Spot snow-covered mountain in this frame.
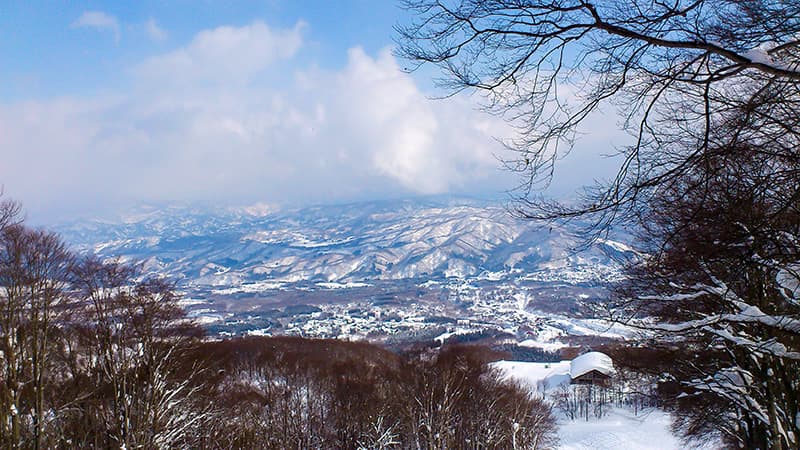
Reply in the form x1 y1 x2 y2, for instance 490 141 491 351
57 198 632 289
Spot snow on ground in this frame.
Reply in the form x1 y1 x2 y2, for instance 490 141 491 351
559 407 684 450
518 338 568 352
178 298 208 307
212 281 285 294
598 238 641 255
186 308 226 324
492 360 721 449
434 327 476 344
548 317 633 338
491 360 571 394
316 281 372 289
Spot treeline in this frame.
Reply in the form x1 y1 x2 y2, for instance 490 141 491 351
0 201 557 449
191 338 557 449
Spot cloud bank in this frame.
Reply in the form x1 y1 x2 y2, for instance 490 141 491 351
1 21 514 220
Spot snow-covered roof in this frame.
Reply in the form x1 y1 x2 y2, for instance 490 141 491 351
570 351 614 379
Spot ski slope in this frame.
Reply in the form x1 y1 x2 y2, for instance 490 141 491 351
558 407 683 450
493 360 722 449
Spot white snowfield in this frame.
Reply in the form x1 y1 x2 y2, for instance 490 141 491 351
491 360 572 395
558 408 686 450
492 351 616 396
492 359 721 450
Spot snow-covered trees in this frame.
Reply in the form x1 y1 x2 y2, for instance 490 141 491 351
68 260 207 448
408 345 557 449
612 135 800 448
398 2 800 447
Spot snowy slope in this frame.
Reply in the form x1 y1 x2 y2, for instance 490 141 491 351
493 360 721 450
56 198 633 289
492 360 572 394
558 408 685 450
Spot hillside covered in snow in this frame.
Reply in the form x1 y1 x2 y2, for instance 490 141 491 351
55 198 637 341
58 197 634 287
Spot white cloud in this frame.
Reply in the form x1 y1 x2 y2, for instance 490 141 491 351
144 18 168 42
71 11 120 43
134 21 305 87
326 47 502 193
3 21 622 220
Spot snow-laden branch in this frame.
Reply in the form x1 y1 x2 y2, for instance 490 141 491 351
686 367 771 426
703 326 800 360
638 272 800 336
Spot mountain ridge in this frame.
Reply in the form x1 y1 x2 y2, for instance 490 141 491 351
56 197 632 289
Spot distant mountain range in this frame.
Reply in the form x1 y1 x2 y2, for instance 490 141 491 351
56 198 635 289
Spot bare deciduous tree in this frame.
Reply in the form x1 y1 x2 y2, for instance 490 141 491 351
0 199 20 233
0 225 71 449
396 0 800 234
611 135 800 448
68 258 207 448
399 3 800 447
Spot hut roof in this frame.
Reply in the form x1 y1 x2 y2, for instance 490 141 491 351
570 351 614 379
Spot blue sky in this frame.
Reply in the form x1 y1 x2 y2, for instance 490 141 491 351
0 1 623 223
0 1 404 100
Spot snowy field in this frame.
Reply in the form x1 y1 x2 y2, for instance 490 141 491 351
492 360 721 450
558 407 684 450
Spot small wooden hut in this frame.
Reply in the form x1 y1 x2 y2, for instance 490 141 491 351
569 351 614 388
